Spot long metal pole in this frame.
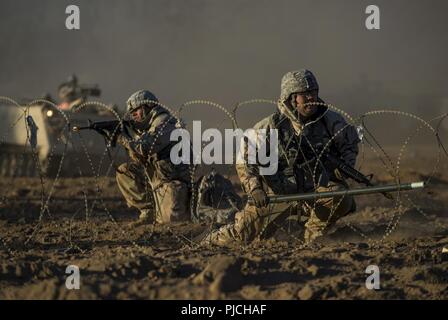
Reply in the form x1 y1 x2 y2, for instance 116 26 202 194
252 181 425 204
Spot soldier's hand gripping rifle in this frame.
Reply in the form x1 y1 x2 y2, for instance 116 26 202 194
305 151 394 200
325 153 395 200
72 119 133 147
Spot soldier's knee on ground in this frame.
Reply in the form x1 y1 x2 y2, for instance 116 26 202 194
303 185 356 243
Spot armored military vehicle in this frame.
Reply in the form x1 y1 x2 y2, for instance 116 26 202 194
0 76 126 177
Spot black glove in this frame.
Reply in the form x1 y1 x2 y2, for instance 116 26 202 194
250 188 269 208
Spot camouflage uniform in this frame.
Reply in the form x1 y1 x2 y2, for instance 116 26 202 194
204 70 360 245
116 90 191 224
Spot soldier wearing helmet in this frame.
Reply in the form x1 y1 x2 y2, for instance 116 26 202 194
116 90 191 226
201 69 360 245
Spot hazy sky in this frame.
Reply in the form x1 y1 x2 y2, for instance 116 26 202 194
0 0 447 130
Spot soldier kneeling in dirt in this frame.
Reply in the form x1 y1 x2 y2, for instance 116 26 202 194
115 90 191 226
115 90 241 227
200 69 361 245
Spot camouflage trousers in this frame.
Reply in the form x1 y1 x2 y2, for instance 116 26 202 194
116 162 190 224
205 183 355 246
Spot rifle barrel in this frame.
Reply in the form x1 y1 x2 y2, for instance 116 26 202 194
260 181 425 204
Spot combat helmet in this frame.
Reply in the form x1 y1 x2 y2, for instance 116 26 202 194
280 69 319 104
126 90 159 114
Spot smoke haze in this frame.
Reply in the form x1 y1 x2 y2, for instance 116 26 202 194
1 0 447 132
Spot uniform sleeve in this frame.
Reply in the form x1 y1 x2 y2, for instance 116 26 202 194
330 114 360 167
236 117 273 193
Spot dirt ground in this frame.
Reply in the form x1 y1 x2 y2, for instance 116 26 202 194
0 150 447 300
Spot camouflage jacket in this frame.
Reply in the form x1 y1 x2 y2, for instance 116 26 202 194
120 106 190 184
237 100 360 195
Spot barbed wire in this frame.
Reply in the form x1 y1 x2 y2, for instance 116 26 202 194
0 96 446 257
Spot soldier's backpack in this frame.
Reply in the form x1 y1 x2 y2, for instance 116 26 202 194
192 169 242 225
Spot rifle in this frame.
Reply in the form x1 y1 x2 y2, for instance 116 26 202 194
248 181 425 205
297 151 393 200
72 119 133 147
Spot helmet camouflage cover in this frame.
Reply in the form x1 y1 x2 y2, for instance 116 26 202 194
280 69 319 103
126 90 159 113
